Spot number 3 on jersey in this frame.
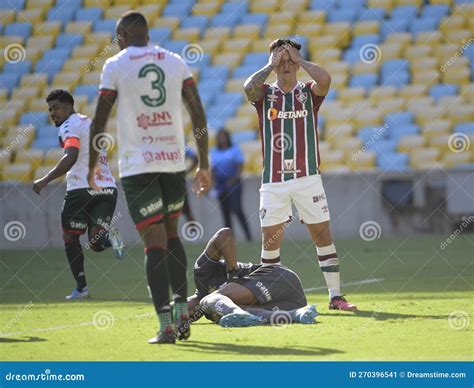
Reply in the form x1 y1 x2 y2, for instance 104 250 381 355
138 64 166 107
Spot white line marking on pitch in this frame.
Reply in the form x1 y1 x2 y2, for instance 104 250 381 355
304 278 385 292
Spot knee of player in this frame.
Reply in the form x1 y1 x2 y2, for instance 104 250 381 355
63 233 80 244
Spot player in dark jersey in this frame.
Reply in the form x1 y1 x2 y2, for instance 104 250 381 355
186 228 318 327
244 38 356 311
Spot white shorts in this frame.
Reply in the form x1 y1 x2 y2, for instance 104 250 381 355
259 174 330 227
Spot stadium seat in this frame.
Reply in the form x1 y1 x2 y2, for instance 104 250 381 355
378 152 409 171
75 8 103 22
4 22 31 40
0 74 21 94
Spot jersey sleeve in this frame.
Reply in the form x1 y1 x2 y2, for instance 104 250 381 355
60 120 81 149
99 58 118 93
235 262 260 277
181 57 194 87
306 80 325 111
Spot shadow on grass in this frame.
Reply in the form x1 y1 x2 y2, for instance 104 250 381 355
0 336 46 343
322 310 449 320
179 341 344 357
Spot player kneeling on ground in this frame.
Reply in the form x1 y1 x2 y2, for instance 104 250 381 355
185 228 318 328
33 89 124 301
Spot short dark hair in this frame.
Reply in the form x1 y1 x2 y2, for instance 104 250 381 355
118 10 148 32
269 39 302 53
45 89 74 106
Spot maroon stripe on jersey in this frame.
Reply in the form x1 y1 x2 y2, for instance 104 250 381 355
309 86 325 169
293 91 307 178
271 93 284 183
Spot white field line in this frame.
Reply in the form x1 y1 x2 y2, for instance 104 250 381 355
304 278 385 292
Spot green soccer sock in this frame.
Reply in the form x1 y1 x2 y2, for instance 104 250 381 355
174 302 189 321
158 308 174 334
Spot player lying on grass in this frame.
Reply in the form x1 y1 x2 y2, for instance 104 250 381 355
182 228 318 330
32 89 124 301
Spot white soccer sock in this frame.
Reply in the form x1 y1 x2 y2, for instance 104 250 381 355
261 248 281 265
316 244 341 300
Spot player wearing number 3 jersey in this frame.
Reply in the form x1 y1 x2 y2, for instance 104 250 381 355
88 11 211 344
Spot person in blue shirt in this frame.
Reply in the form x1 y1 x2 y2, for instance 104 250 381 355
210 129 252 241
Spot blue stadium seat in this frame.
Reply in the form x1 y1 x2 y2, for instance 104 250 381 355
42 47 72 62
381 72 409 88
192 53 211 69
207 116 226 131
75 7 102 22
385 112 413 128
199 92 215 107
94 19 116 34
377 152 409 171
389 124 419 141
210 12 241 27
327 8 359 23
0 23 3 34
36 125 57 139
35 59 65 82
454 0 473 4
455 122 474 134
369 139 397 155
318 115 325 129
55 33 84 48
198 79 224 94
32 137 60 150
47 6 76 24
221 1 248 14
149 27 172 44
0 74 20 93
55 0 82 10
216 92 244 107
343 49 363 64
359 8 385 21
410 18 439 36
358 127 385 144
200 65 229 81
233 65 260 79
350 74 378 89
338 0 365 8
381 60 409 76
422 4 449 18
310 0 337 10
74 85 99 102
240 13 268 26
181 16 208 31
4 22 31 40
232 131 257 143
325 89 337 101
243 53 268 68
20 112 49 126
380 19 409 38
351 34 380 49
3 61 32 76
162 3 192 18
391 6 418 22
164 40 189 55
430 84 459 101
0 0 25 10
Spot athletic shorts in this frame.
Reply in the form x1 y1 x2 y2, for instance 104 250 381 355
233 265 307 311
61 187 117 235
121 172 186 230
259 174 330 227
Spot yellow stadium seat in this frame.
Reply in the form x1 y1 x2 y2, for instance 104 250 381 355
25 0 54 11
353 21 379 36
26 35 55 50
428 134 452 154
410 148 440 170
445 29 471 45
221 38 251 53
113 0 140 6
81 71 101 86
192 2 221 16
411 69 440 86
339 87 365 104
430 0 450 4
153 17 180 30
136 4 162 20
338 137 364 156
281 0 308 11
294 22 322 39
4 125 35 148
0 88 7 102
64 59 94 74
447 105 473 125
437 95 464 111
405 45 432 60
398 134 425 153
323 23 352 48
354 109 384 128
347 151 377 171
367 0 394 11
14 148 44 167
213 52 243 69
369 86 397 104
298 10 325 24
311 48 341 65
264 24 293 40
268 11 297 26
65 21 92 35
84 0 111 7
395 0 422 6
329 73 348 89
249 39 269 52
379 43 403 61
398 84 427 99
440 16 465 34
20 73 47 89
326 61 349 77
224 117 255 133
11 86 41 107
22 46 42 65
198 39 221 56
104 6 127 20
414 107 444 127
16 9 44 23
414 32 443 49
435 44 459 63
250 0 278 13
460 83 474 105
376 98 406 113
51 73 81 89
83 32 113 49
3 163 33 182
0 10 15 24
385 32 412 47
308 36 339 54
411 57 438 72
0 109 21 130
442 67 470 85
0 36 25 47
72 44 100 60
443 152 472 168
173 28 201 43
324 109 353 128
233 24 261 39
325 123 355 140
351 61 380 75
204 27 231 41
226 78 246 93
34 21 61 37
406 96 434 113
320 150 346 172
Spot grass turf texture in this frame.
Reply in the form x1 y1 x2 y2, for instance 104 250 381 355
0 235 472 361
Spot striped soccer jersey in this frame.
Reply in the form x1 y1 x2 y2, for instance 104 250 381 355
252 81 325 184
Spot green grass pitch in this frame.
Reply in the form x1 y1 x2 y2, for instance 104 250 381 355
0 234 472 361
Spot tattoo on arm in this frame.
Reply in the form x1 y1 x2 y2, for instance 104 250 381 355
243 64 273 102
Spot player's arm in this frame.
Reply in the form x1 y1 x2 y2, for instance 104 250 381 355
88 91 116 189
286 45 331 96
33 143 79 194
182 78 211 196
243 46 285 102
204 228 238 272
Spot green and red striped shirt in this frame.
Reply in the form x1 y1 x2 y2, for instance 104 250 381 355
252 81 325 184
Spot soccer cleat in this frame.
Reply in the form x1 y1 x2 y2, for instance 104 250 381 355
65 287 90 301
108 227 125 260
148 326 176 344
329 295 357 311
175 314 191 341
219 312 266 328
294 304 318 324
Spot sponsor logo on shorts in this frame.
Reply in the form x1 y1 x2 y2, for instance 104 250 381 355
140 199 163 217
256 281 272 302
70 221 87 229
87 188 115 196
167 199 185 213
259 208 266 220
267 108 308 121
313 193 326 203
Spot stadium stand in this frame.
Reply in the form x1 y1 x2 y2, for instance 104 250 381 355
0 0 473 182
